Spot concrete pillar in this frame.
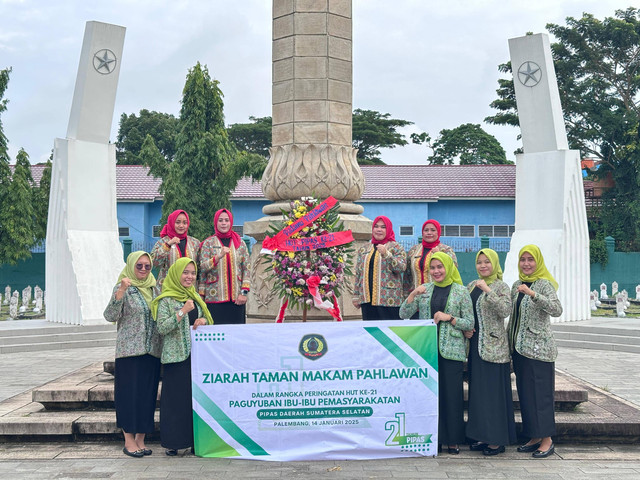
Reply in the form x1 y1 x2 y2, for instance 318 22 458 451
503 33 590 322
244 0 370 322
45 21 126 325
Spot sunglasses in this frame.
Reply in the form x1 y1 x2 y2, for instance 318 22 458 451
135 263 152 271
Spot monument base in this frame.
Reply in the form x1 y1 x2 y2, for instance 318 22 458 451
244 210 372 323
504 150 590 323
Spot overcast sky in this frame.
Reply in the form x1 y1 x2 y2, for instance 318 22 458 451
0 0 633 165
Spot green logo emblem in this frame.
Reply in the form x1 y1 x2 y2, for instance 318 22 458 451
298 334 327 360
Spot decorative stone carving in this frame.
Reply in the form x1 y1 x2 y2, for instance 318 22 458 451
262 144 364 205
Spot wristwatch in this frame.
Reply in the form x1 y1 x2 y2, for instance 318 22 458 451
241 289 249 296
178 310 184 318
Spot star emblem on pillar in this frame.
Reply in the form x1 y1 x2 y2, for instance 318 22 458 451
517 61 542 87
93 49 117 75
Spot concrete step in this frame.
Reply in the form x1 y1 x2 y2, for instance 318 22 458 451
0 323 115 338
0 338 116 354
553 331 640 346
1 362 639 443
0 331 116 347
552 324 640 338
556 339 640 355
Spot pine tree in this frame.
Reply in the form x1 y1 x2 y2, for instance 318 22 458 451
0 149 36 263
161 63 238 240
33 157 52 243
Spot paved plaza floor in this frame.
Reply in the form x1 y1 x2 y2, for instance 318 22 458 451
0 318 639 479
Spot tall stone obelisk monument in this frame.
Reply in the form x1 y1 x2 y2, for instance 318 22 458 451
504 33 590 322
46 21 126 325
244 0 370 322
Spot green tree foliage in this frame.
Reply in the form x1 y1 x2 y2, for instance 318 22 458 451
411 124 511 165
32 157 52 243
352 109 413 165
0 149 36 263
0 67 14 264
485 8 640 250
160 63 238 240
227 116 272 158
116 109 178 165
138 135 168 181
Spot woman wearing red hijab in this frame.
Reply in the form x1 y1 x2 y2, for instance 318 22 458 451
151 210 200 293
403 219 457 298
197 209 251 324
352 216 407 320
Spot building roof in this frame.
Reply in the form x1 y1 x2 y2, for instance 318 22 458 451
232 164 517 201
116 165 163 201
26 162 587 202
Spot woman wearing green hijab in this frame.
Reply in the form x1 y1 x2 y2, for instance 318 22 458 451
400 252 473 455
508 245 562 459
152 257 213 456
465 249 516 456
104 251 161 458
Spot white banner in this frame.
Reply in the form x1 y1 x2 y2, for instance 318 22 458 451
191 320 438 461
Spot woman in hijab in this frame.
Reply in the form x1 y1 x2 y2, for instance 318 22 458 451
104 251 161 458
465 249 516 456
404 219 457 298
152 257 213 456
508 245 562 459
352 216 407 320
197 209 250 324
400 252 473 454
151 210 200 293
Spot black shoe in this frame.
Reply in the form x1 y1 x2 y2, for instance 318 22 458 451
447 446 460 455
123 447 144 458
532 443 555 458
483 445 505 456
469 442 488 451
165 449 178 456
141 448 152 456
517 441 541 453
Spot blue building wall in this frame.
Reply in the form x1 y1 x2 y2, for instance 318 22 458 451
116 198 516 253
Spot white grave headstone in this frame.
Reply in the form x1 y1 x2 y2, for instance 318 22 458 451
589 291 597 311
622 290 630 308
600 283 608 300
616 293 626 317
33 295 43 314
9 295 18 320
593 290 601 307
636 285 640 301
3 286 10 305
612 281 619 296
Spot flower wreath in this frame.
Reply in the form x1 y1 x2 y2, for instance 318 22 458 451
262 197 354 322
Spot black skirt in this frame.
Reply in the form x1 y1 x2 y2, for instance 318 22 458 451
361 303 400 321
160 356 194 450
512 350 556 438
207 301 246 324
438 354 466 445
466 339 517 445
114 354 160 434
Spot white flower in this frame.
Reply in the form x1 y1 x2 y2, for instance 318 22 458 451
303 268 311 275
296 278 306 285
321 276 329 284
306 299 314 306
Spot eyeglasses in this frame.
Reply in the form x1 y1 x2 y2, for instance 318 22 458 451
135 263 152 271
